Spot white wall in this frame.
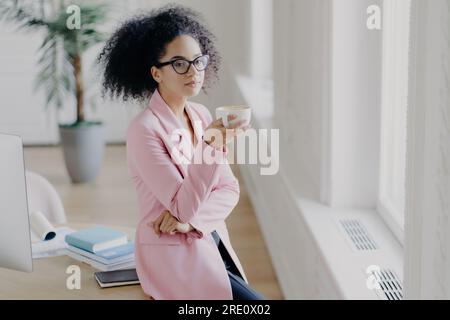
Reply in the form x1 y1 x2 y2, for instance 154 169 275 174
0 23 59 144
273 0 330 201
404 0 450 299
328 0 382 208
271 0 382 206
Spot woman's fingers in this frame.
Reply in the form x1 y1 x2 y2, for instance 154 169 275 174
226 122 251 138
168 225 178 235
155 219 163 236
159 212 173 233
149 210 169 236
203 115 251 150
227 114 238 122
148 210 185 237
209 114 237 129
212 118 223 127
162 220 176 234
151 212 165 236
161 211 183 234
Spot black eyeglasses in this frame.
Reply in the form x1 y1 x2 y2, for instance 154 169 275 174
154 54 210 75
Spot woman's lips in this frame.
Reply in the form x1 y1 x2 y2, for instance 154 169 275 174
185 81 199 87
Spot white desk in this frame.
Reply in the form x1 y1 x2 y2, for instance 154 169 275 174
0 223 150 299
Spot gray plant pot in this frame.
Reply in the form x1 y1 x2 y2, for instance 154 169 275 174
59 122 105 183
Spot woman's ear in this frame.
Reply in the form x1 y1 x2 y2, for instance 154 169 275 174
150 66 161 83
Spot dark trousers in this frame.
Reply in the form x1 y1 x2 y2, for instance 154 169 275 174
211 231 265 300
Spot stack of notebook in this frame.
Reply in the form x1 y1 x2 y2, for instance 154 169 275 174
94 268 140 288
64 226 135 272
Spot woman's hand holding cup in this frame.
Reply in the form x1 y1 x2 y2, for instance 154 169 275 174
203 114 251 150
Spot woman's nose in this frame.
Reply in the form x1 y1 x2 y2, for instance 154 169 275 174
186 63 199 76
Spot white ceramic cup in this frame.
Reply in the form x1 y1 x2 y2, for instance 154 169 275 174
215 105 251 128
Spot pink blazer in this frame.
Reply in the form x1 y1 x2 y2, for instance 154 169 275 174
126 89 248 300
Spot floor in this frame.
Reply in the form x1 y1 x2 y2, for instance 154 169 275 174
23 145 284 299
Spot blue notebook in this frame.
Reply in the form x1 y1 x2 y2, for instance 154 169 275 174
67 242 135 265
65 226 128 253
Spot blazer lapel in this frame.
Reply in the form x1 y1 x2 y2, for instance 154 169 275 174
185 101 205 149
146 89 204 179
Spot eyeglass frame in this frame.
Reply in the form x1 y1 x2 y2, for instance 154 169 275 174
154 54 210 75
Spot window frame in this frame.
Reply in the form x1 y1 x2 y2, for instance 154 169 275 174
377 0 412 245
250 0 273 80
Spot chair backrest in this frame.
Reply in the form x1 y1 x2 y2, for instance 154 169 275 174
25 171 67 224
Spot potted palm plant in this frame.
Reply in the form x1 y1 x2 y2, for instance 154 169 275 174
0 0 109 183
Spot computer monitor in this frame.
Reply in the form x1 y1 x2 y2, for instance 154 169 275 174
0 133 33 272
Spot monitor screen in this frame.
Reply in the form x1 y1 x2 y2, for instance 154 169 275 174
0 133 33 272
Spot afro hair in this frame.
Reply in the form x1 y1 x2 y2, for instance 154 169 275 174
97 3 221 102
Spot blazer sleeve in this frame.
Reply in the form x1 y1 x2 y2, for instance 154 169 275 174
186 162 240 240
183 104 241 240
127 122 228 224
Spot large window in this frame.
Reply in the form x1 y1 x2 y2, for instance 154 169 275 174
250 0 273 80
378 0 412 243
238 0 274 122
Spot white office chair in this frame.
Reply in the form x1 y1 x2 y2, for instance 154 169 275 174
25 171 67 224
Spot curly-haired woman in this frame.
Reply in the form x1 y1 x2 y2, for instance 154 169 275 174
98 4 264 300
